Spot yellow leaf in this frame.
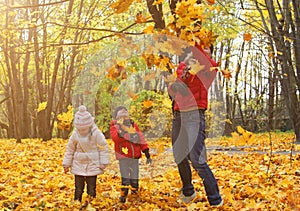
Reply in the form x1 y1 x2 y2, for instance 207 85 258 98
110 0 134 14
157 144 164 155
86 203 96 211
127 126 136 133
277 51 283 55
56 105 73 131
222 188 235 203
189 60 205 75
237 125 245 134
225 118 232 124
122 147 128 154
153 0 163 5
162 98 172 108
37 101 47 112
245 164 252 171
243 131 256 144
143 25 154 34
45 202 55 208
263 154 270 161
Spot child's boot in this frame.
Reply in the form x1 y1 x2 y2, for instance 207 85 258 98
131 179 139 195
119 187 128 203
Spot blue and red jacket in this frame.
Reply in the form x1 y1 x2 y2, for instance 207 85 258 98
168 45 218 111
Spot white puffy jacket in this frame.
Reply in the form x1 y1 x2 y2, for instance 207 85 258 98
62 124 110 176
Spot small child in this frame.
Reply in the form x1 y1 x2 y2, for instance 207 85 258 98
110 106 152 203
63 105 109 202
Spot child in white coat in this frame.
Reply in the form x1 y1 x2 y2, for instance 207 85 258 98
63 105 109 202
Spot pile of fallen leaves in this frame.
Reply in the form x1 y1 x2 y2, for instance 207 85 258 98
0 131 299 210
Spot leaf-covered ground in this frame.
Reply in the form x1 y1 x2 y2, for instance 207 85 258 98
0 132 300 210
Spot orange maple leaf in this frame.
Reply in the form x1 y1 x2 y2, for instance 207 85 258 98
221 69 232 80
143 25 155 34
142 53 156 68
110 0 134 14
135 12 151 23
143 100 153 108
243 33 252 41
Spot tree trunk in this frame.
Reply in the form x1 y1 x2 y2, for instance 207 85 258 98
3 1 23 143
39 0 74 141
223 40 234 136
265 0 300 143
146 0 165 30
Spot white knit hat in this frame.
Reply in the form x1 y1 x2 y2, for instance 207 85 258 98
73 105 94 129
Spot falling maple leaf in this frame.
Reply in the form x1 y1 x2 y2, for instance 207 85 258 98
110 0 134 14
221 69 232 80
37 101 47 112
243 33 252 41
142 53 155 68
143 100 153 108
159 55 175 70
189 59 206 75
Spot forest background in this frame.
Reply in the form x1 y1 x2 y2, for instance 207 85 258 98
0 0 300 210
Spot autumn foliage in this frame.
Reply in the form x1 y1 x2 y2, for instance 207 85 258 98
0 132 299 210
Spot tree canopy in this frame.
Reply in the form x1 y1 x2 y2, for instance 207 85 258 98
0 0 299 143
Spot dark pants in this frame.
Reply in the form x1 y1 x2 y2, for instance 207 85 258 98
119 158 139 196
74 175 97 201
172 110 222 206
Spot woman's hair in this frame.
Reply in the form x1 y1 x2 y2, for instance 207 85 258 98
179 47 192 62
